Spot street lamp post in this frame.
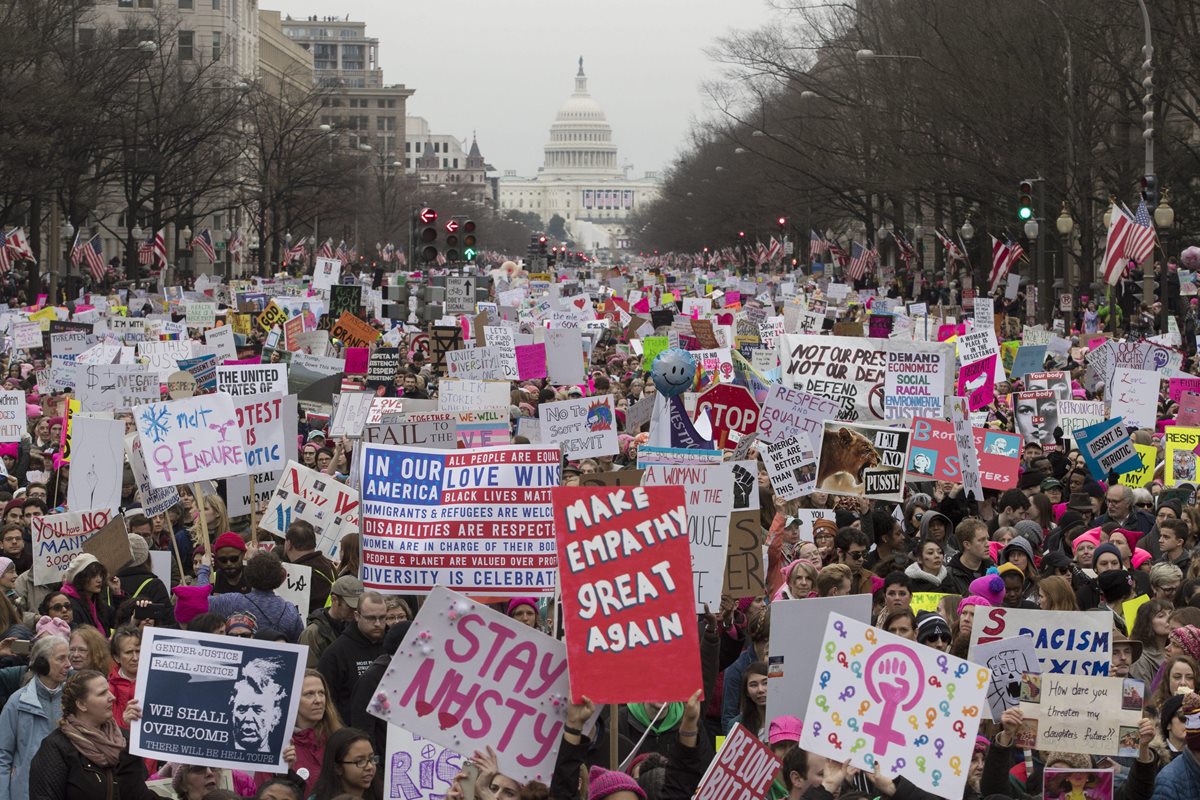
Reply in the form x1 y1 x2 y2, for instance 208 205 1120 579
1057 202 1075 329
1155 189 1175 332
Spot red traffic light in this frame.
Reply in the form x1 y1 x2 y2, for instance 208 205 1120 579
419 207 437 224
738 230 746 238
444 219 459 233
777 216 787 226
463 220 476 233
538 235 547 244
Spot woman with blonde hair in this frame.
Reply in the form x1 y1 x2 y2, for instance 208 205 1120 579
255 669 342 796
180 488 230 552
1037 575 1080 611
67 626 112 674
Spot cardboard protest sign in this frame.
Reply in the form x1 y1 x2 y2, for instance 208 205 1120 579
0 391 25 441
970 607 1112 675
66 417 125 513
763 436 817 500
261 461 359 562
204 325 236 363
124 434 180 517
129 626 306 772
1057 399 1106 445
437 378 510 413
277 563 313 618
216 364 288 397
1109 368 1160 430
134 394 248 488
328 392 375 439
384 726 463 800
781 335 887 421
1015 673 1143 756
882 347 950 420
359 444 560 595
446 345 505 381
694 724 781 800
1119 443 1157 488
362 414 459 449
32 509 115 586
82 515 132 577
815 421 910 502
756 385 842 449
331 312 379 349
970 634 1039 722
1164 426 1200 485
956 354 996 411
907 418 1022 490
765 595 872 728
552 485 700 702
798 613 987 800
545 328 585 384
367 587 570 784
540 395 618 459
725 509 766 599
1073 417 1141 481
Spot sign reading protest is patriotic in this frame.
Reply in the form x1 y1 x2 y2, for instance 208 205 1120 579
129 626 306 773
969 607 1113 675
32 509 115 586
694 724 781 800
552 485 699 703
359 444 560 595
798 613 987 800
261 461 359 562
134 394 248 488
367 587 570 784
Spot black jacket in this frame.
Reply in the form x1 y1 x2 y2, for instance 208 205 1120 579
944 552 991 596
29 728 158 800
66 593 116 637
317 623 387 722
288 550 336 614
350 653 390 753
115 564 175 626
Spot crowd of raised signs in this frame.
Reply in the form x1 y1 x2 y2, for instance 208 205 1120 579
0 255 1198 800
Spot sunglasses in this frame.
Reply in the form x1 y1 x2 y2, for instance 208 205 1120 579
48 603 71 612
216 555 242 565
846 551 866 561
924 634 951 644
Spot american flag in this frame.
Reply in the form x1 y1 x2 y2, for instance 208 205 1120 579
827 239 850 268
138 239 154 265
152 228 168 268
191 228 216 262
1122 200 1157 267
766 237 783 263
5 228 34 263
1102 204 1134 286
69 229 84 268
893 229 918 266
0 231 12 274
285 236 307 263
847 241 874 281
318 238 334 259
335 240 349 263
990 236 1012 292
229 228 244 263
936 228 966 263
82 234 107 282
809 229 829 258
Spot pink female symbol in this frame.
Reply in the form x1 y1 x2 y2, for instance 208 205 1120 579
862 644 925 757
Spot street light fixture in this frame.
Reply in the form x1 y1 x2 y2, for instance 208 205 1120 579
856 48 923 61
960 220 975 241
132 225 143 240
734 147 747 154
137 41 158 53
751 130 766 137
1154 189 1175 228
1024 219 1040 239
1056 202 1074 236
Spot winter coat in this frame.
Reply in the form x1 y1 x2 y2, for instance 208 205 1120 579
904 560 949 594
254 725 324 797
62 586 115 638
0 679 63 800
299 607 344 669
114 564 175 626
207 588 304 642
349 653 389 754
1152 748 1200 800
107 666 135 730
317 624 387 723
28 728 158 800
944 552 992 596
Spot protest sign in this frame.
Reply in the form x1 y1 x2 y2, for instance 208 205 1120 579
365 348 401 391
125 434 180 517
552 485 700 702
451 408 511 448
139 339 192 381
186 302 217 328
329 392 375 438
178 354 217 391
1073 417 1142 481
384 726 463 800
1178 392 1200 427
1057 400 1106 445
81 516 132 577
907 419 1022 490
798 613 987 800
694 724 780 800
359 444 560 594
956 354 996 410
368 587 570 783
312 257 341 293
1012 390 1059 448
1168 376 1200 403
970 634 1039 722
32 509 114 586
437 378 510 413
276 562 313 618
694 384 759 450
129 626 306 772
970 607 1112 675
1164 426 1200 485
446 345 505 381
216 364 288 397
756 385 842 449
1119 443 1157 488
725 509 766 599
134 394 248 488
545 328 585 384
781 334 887 421
540 395 618 459
331 312 379 349
66 417 125 513
1016 673 1143 756
0 391 25 441
261 461 359 561
366 397 406 424
1108 368 1160 430
765 595 872 727
763 436 817 500
641 461 733 612
363 414 458 449
815 421 910 502
204 325 237 363
516 343 547 380
256 301 287 332
949 397 984 501
957 327 999 365
882 347 949 420
1010 344 1048 379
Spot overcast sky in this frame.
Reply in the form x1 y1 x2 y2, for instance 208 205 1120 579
262 0 780 177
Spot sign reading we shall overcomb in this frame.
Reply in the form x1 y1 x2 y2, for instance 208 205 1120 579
359 444 561 595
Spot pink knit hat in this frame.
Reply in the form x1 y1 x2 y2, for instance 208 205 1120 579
1171 626 1200 663
172 584 213 624
588 766 647 800
968 572 1006 606
958 595 992 615
1131 549 1153 570
34 615 70 641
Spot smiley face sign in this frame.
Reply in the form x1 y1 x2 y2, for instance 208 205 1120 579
650 348 696 397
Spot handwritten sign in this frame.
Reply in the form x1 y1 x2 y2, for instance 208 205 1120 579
540 395 618 460
970 634 1039 722
1016 673 1143 756
32 509 115 586
756 385 842 449
134 394 248 488
969 607 1112 676
0 391 26 441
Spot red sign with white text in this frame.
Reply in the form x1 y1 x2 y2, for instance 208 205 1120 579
695 723 781 800
694 384 760 450
552 485 700 703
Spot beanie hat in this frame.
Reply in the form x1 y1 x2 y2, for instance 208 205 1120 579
1043 751 1093 770
213 532 247 553
973 735 990 756
225 611 258 636
63 553 100 584
1115 528 1145 551
996 562 1025 581
0 557 12 577
1181 692 1200 752
2 499 22 519
171 583 213 624
1171 626 1200 663
1093 542 1124 569
1071 528 1102 552
968 572 1006 606
34 615 70 641
813 519 838 538
1097 569 1134 603
958 595 992 616
915 611 952 644
588 765 647 800
127 534 149 567
1131 549 1154 570
507 597 539 617
1013 521 1044 550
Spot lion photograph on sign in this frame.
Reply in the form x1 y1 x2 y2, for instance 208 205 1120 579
815 421 910 502
816 424 879 494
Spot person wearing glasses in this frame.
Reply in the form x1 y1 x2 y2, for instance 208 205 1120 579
38 592 73 627
317 592 389 723
1096 484 1155 539
311 727 380 800
915 611 952 652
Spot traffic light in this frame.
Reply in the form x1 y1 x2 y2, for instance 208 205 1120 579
538 235 548 256
444 218 461 262
1141 175 1159 208
462 220 477 261
1018 181 1034 221
777 216 787 228
417 207 438 263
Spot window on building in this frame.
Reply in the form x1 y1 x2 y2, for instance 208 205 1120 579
453 158 458 168
212 0 220 8
178 30 194 60
78 28 96 48
405 158 411 169
179 0 193 8
443 159 448 168
211 31 221 61
433 142 439 153
404 141 411 152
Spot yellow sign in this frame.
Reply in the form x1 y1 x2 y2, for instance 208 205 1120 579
1123 594 1150 627
911 592 950 615
1164 427 1200 485
1119 444 1157 488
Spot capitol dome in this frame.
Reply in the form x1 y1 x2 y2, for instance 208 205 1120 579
543 57 621 177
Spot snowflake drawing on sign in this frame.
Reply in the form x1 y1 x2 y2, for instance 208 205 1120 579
140 405 172 444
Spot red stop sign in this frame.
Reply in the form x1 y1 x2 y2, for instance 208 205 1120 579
694 384 760 450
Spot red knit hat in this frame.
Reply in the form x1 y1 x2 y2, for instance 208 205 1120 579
213 532 247 553
588 766 647 800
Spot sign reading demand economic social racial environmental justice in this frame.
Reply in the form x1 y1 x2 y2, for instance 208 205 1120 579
552 485 700 703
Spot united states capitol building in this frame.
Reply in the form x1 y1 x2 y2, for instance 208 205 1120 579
497 59 660 254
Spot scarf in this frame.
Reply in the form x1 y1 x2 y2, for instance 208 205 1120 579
627 702 683 734
59 583 104 633
60 715 126 767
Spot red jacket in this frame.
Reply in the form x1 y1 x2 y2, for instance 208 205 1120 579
108 664 135 729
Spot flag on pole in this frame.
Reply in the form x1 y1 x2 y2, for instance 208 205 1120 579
190 228 216 262
284 236 307 263
809 229 829 258
69 228 84 268
1101 204 1134 286
138 238 154 265
228 228 244 264
936 228 966 263
766 237 783 263
893 229 918 267
83 235 107 282
0 231 12 274
152 228 168 269
827 239 849 268
335 240 349 263
1122 200 1157 267
848 241 872 281
5 229 35 264
317 238 334 259
989 236 1012 293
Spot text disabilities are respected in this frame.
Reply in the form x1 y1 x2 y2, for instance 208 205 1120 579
552 485 701 703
